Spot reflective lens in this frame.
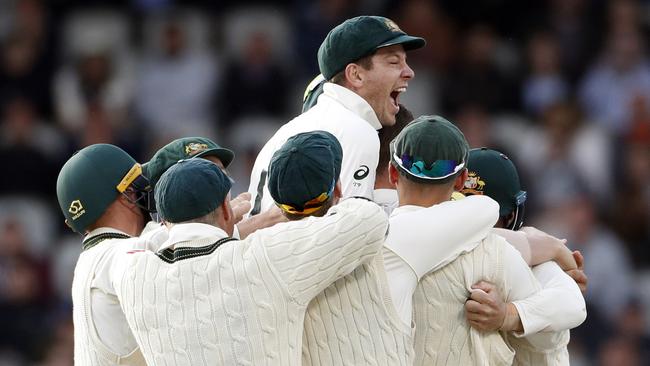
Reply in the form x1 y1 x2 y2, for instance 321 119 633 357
393 153 465 180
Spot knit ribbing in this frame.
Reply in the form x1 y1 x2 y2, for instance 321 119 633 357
302 254 413 366
412 234 515 366
115 199 388 366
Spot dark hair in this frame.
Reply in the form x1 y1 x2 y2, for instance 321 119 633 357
377 104 413 176
330 52 375 84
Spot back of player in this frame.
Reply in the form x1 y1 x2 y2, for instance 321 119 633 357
57 144 153 366
114 159 389 365
412 233 539 366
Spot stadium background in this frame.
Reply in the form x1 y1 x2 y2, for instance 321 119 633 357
1 0 649 364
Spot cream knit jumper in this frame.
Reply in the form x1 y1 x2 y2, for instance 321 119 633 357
412 233 541 366
72 229 147 366
113 199 388 366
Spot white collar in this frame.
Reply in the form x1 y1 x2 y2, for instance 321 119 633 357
322 82 383 130
373 188 398 204
159 223 230 251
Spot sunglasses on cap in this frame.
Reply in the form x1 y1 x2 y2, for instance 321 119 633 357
392 153 466 180
277 179 336 216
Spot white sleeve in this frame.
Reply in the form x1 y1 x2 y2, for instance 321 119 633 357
511 261 587 336
338 129 378 200
258 198 388 306
385 195 499 279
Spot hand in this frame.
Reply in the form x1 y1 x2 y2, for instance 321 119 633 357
465 281 506 332
235 205 288 239
565 250 588 295
230 192 252 224
520 226 577 271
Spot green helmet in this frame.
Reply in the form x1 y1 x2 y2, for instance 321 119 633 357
461 147 527 230
56 144 150 234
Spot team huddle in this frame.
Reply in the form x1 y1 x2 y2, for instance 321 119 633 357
56 16 588 366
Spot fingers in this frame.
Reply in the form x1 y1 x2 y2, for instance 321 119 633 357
566 268 588 295
465 299 484 314
465 299 503 331
235 192 252 201
572 250 584 270
471 281 496 293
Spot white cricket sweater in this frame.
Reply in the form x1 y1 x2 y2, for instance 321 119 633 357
72 228 147 366
302 253 413 366
248 82 382 215
113 198 388 366
412 233 542 366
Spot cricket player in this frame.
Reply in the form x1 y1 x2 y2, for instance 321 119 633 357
266 131 502 365
56 144 154 365
383 116 586 365
112 158 389 365
143 136 285 238
460 147 588 365
248 15 425 215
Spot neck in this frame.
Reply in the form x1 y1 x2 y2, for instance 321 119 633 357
397 183 454 208
374 173 395 190
91 206 144 237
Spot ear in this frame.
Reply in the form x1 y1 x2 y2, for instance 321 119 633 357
453 169 469 191
334 180 342 199
344 63 363 88
388 163 400 186
221 198 232 223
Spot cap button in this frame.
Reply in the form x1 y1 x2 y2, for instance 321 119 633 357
290 147 298 153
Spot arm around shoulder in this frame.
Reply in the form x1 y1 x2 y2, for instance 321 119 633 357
259 198 388 305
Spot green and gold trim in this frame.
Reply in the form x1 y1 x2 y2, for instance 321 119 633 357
82 232 130 251
156 237 237 263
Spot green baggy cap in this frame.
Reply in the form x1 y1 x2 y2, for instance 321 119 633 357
318 16 425 80
268 131 342 215
390 115 469 183
155 158 232 223
143 137 234 188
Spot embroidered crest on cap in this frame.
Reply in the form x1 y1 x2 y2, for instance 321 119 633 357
184 143 209 156
462 171 486 195
384 19 402 33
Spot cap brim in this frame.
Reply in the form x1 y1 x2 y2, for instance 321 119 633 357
195 148 235 168
377 35 426 51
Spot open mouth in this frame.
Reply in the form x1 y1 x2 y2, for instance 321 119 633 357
390 87 407 109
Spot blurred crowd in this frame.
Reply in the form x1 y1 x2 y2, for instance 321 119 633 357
0 0 649 365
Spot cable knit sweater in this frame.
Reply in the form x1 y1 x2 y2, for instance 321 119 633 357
72 229 147 366
412 233 541 366
301 253 413 366
112 199 388 366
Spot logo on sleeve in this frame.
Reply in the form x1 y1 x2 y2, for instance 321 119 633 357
353 165 370 180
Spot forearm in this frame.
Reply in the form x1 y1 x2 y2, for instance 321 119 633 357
236 206 287 239
492 228 531 265
512 262 587 336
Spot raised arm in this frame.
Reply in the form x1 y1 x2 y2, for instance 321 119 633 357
256 198 388 306
385 195 499 280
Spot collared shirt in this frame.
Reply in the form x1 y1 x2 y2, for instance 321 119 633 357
247 83 381 216
157 223 230 251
